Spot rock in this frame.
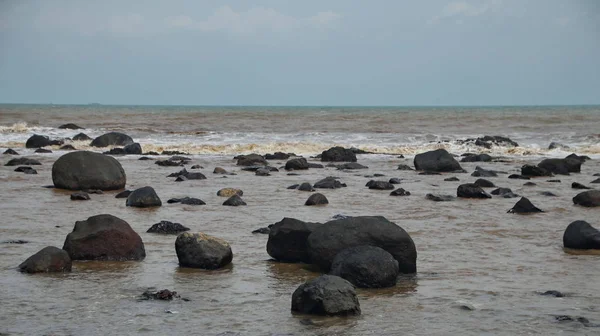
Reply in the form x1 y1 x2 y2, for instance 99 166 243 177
25 134 63 148
426 194 455 202
389 178 403 184
5 157 41 166
444 177 460 181
508 174 530 180
147 221 190 234
18 246 72 273
538 158 582 175
223 195 246 206
474 178 495 188
390 188 410 196
563 220 600 249
267 218 321 262
307 216 417 273
126 186 162 207
70 192 90 201
573 190 600 207
367 180 395 190
291 275 361 316
141 289 180 301
52 151 126 190
521 165 552 177
14 166 37 174
314 177 346 189
540 290 564 297
285 158 309 170
457 184 492 199
305 193 328 206
217 188 243 197
330 246 399 288
572 182 591 190
59 144 76 150
175 232 232 269
337 162 368 170
265 152 291 160
507 197 543 214
397 164 413 171
34 148 52 153
320 147 357 162
414 149 463 172
297 182 315 191
72 133 92 141
3 148 19 155
474 135 519 148
115 190 131 198
540 191 558 197
461 154 493 162
62 214 146 261
255 167 272 176
90 132 134 147
236 154 267 166
58 123 84 129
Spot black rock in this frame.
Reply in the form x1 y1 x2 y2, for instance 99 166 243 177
72 133 92 141
305 193 329 206
126 186 162 207
572 182 591 190
175 232 232 269
5 157 41 166
474 178 495 188
507 197 543 214
52 151 125 190
521 165 553 177
390 188 410 196
397 164 413 171
320 147 357 162
444 177 460 181
330 245 399 288
58 123 84 130
3 148 19 155
291 275 361 316
414 149 463 172
298 182 315 191
26 134 63 148
367 180 395 190
285 158 309 170
267 218 321 262
508 174 530 180
563 220 600 249
70 192 90 201
18 246 72 273
223 195 246 206
314 177 346 189
115 190 132 198
461 154 492 162
426 194 455 202
147 221 190 234
573 190 600 207
337 162 368 170
457 184 492 199
90 132 134 147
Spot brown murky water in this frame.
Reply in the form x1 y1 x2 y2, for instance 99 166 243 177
1 105 600 335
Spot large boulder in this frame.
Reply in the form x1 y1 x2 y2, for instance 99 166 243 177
175 232 233 269
457 183 492 198
285 158 309 170
414 149 463 172
266 218 321 263
330 245 399 288
52 151 126 190
307 216 417 273
90 132 134 147
236 154 267 166
291 275 360 316
573 190 600 207
126 186 162 207
18 246 72 273
62 214 146 261
538 158 582 175
320 147 357 162
25 134 63 148
563 221 600 250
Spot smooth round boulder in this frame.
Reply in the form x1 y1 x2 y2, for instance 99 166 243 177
285 158 309 170
320 147 357 162
457 183 491 198
305 193 328 206
573 190 600 207
291 275 360 316
52 151 126 191
62 214 146 261
126 186 162 207
90 132 134 147
266 218 322 263
175 232 233 269
330 245 399 288
414 149 463 172
563 221 600 250
18 246 72 273
307 216 417 273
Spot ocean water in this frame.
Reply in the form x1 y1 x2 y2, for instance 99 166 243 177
1 104 600 335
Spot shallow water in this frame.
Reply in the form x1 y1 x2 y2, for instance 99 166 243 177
1 105 600 335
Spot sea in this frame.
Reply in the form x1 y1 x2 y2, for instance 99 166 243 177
1 104 600 335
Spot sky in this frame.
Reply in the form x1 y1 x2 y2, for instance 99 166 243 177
0 0 599 106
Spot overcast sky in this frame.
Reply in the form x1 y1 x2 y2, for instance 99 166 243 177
0 0 598 106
